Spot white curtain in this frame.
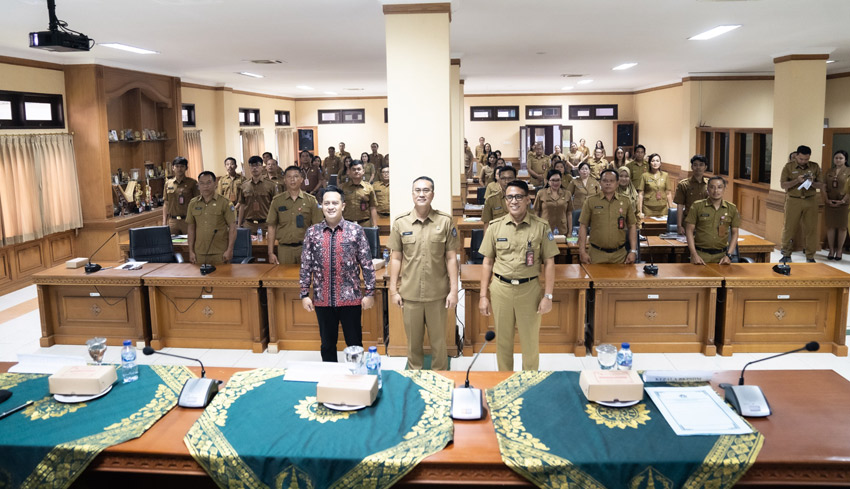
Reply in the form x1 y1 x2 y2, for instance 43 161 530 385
0 134 83 245
183 129 204 177
240 129 265 166
276 128 295 166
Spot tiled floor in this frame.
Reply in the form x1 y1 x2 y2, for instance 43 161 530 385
1 242 848 380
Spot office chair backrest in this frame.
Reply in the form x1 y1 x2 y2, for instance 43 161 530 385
667 208 678 233
571 208 585 236
128 226 177 263
476 187 487 204
469 229 485 264
231 227 253 264
362 226 381 259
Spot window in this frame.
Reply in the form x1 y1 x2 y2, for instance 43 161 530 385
717 132 730 175
568 104 618 120
275 110 290 126
735 130 771 183
526 105 561 120
239 108 260 126
469 106 519 121
318 109 365 124
701 131 714 173
182 104 196 127
696 128 733 176
0 90 65 129
384 107 388 123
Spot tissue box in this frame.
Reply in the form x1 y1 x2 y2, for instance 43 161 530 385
49 365 117 395
579 370 644 402
65 257 89 269
316 374 378 406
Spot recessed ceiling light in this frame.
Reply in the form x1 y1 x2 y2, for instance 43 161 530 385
827 60 836 64
613 63 638 71
323 91 338 95
561 74 584 78
689 25 741 40
344 88 365 91
237 71 264 78
561 86 574 90
577 79 594 85
296 85 314 90
248 59 283 64
99 43 158 55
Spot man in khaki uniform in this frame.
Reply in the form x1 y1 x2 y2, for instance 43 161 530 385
674 154 709 234
301 155 322 196
373 166 391 217
217 157 245 205
482 166 517 231
780 145 824 263
527 143 550 187
588 148 609 180
625 144 649 190
388 176 459 370
475 137 486 161
340 160 379 227
685 176 741 264
264 159 284 195
369 142 385 169
238 156 277 234
162 156 199 235
578 169 638 264
187 171 237 265
338 142 351 165
323 146 343 179
267 165 323 265
479 180 558 371
464 139 475 178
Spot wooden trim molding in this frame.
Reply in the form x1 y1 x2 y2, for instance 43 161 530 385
683 75 774 82
465 91 632 98
181 82 231 92
774 54 830 64
296 96 387 102
0 55 63 71
827 71 850 80
451 58 461 66
634 82 684 95
231 89 294 101
383 3 452 21
459 79 465 85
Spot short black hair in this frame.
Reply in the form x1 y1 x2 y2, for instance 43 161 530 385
328 146 335 151
600 169 619 181
262 152 273 159
198 170 216 182
412 176 434 190
324 185 344 202
505 180 529 195
635 144 646 152
708 175 727 187
224 157 237 165
497 166 517 178
578 161 590 171
172 156 188 167
546 169 563 181
349 160 364 169
283 165 302 176
299 150 312 158
690 154 707 165
248 155 263 165
796 145 812 155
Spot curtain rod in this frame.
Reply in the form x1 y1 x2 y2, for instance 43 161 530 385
0 131 74 136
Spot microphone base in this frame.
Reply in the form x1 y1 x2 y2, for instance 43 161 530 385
200 264 216 275
84 263 102 274
643 264 658 276
451 387 484 420
177 378 219 408
721 384 771 417
772 264 791 275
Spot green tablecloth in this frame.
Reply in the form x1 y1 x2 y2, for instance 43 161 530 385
0 365 193 489
486 371 763 489
185 369 454 489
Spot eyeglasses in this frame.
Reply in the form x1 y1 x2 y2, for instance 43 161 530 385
413 188 433 194
504 194 527 202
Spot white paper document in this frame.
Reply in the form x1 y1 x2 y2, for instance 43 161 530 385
283 361 350 383
646 386 753 436
798 179 812 190
642 370 714 383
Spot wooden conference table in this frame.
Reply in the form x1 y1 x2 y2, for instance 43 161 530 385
29 366 848 488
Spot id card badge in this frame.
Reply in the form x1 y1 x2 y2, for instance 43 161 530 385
525 241 534 266
178 193 184 205
834 179 839 188
296 214 305 228
618 216 625 230
253 201 260 212
360 200 368 211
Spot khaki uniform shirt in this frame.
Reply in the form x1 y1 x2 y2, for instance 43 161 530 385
475 144 485 160
527 153 550 186
482 193 508 223
369 153 385 169
685 199 741 250
186 194 236 256
640 171 671 211
534 187 573 234
579 193 637 249
588 158 609 180
341 180 377 222
261 166 284 180
338 150 351 162
266 191 323 245
464 148 474 171
626 159 649 190
239 178 277 221
373 181 390 214
388 208 459 301
165 177 199 218
479 213 559 280
479 165 495 186
566 178 601 211
781 161 823 199
483 182 502 202
673 176 708 220
324 155 343 177
217 173 245 204
363 162 377 183
301 166 322 194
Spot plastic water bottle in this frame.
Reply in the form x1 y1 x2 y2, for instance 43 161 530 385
257 227 263 241
617 342 633 370
382 249 390 265
366 346 382 389
121 340 139 383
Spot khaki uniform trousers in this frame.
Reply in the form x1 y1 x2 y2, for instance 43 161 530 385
242 220 267 235
195 253 225 265
489 278 541 371
402 299 448 371
589 245 627 264
168 217 189 235
696 250 725 263
781 196 818 258
276 244 303 265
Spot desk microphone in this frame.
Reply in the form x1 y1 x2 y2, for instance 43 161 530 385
643 240 658 275
199 229 218 276
451 330 495 420
142 346 219 408
85 232 117 274
0 389 11 404
720 341 819 417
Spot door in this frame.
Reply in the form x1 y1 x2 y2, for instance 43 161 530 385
294 126 318 164
522 124 562 169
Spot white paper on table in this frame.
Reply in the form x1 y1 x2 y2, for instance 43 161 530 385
283 361 350 383
798 179 812 190
9 354 86 374
642 370 714 383
645 386 753 436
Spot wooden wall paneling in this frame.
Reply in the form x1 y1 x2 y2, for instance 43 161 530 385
47 231 75 265
14 240 45 280
0 249 12 289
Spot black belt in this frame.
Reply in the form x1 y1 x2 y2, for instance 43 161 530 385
494 273 537 285
357 218 371 223
248 219 266 224
696 246 725 255
590 242 626 253
279 242 303 247
378 212 390 217
788 195 815 199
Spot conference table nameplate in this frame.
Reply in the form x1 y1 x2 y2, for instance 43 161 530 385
33 262 166 347
583 263 723 355
143 263 275 353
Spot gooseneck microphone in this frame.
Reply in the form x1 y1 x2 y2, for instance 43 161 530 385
738 341 819 386
143 346 219 408
452 330 495 420
643 241 658 276
85 232 117 273
199 229 218 276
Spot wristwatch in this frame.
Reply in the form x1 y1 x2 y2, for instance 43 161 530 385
543 294 553 300
725 252 733 259
628 249 637 254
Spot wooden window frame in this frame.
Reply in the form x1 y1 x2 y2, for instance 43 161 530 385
319 108 365 125
0 90 65 129
469 105 519 121
526 105 562 120
239 107 260 127
275 110 290 126
181 104 196 127
568 104 618 120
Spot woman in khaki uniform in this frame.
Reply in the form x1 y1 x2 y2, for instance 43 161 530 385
825 150 850 260
617 166 641 223
360 152 376 184
566 162 601 212
566 142 582 177
478 142 492 169
478 152 497 187
534 169 572 235
552 160 573 187
638 153 673 218
612 147 628 169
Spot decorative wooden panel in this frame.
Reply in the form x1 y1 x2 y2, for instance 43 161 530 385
15 241 45 277
48 232 74 264
0 250 11 288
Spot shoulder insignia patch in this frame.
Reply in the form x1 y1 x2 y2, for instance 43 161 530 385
548 232 554 241
451 227 457 237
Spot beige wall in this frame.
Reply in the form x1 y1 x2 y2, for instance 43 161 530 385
826 76 850 127
0 63 67 134
692 80 774 128
635 85 687 165
294 98 388 160
181 86 224 172
463 93 636 160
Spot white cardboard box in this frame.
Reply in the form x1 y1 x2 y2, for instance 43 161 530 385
316 374 378 406
579 370 644 402
48 365 117 395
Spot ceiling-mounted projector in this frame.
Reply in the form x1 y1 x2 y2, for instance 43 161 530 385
29 0 93 52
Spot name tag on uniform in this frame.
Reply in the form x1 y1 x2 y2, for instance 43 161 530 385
279 206 287 212
700 213 710 217
494 206 502 211
594 205 604 209
497 238 508 242
402 231 413 236
195 206 203 211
